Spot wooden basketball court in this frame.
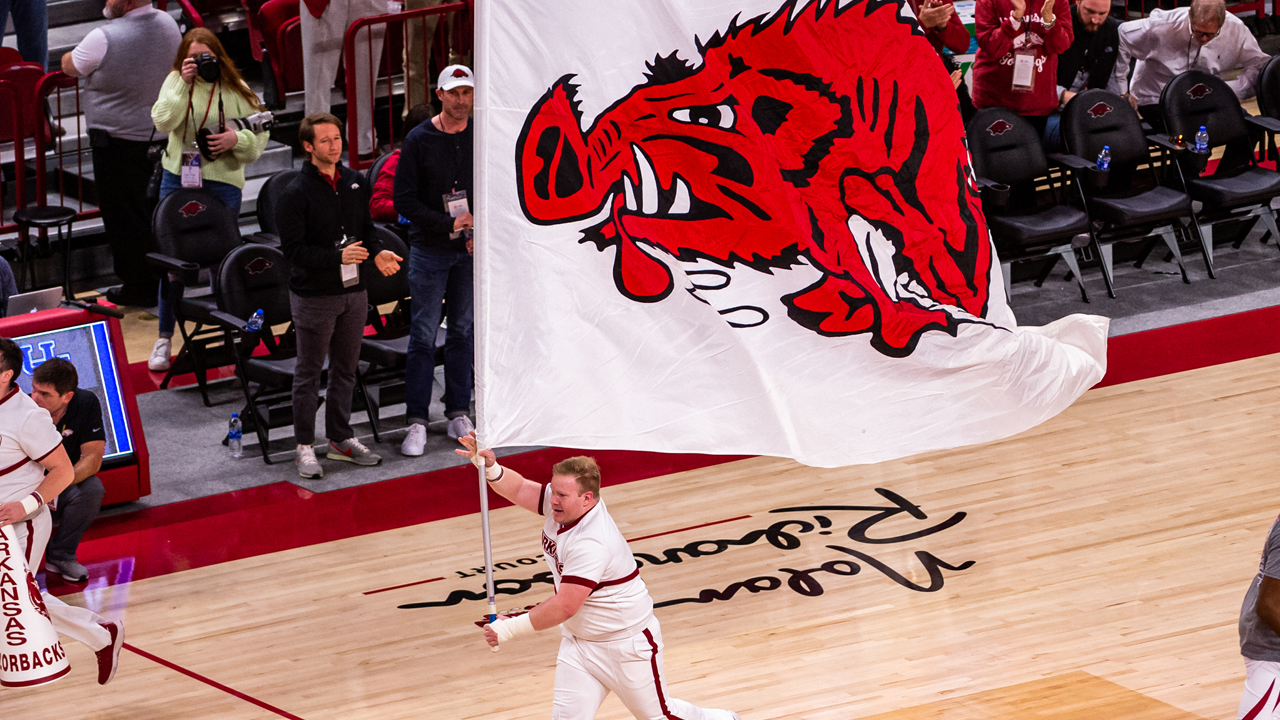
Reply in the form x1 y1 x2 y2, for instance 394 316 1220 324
7 351 1279 719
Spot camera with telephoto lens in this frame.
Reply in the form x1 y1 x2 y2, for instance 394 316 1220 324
195 112 274 160
193 52 220 83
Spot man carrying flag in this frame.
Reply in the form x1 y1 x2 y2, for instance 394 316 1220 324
457 432 739 720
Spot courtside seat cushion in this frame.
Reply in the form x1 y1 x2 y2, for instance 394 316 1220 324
987 204 1090 249
360 335 409 367
244 355 327 387
1089 185 1192 226
1187 167 1280 208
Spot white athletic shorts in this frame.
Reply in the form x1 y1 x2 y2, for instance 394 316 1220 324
1241 658 1280 719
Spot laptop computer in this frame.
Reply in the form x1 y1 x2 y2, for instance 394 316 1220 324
5 287 65 317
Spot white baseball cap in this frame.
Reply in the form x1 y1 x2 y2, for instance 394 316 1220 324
438 65 474 91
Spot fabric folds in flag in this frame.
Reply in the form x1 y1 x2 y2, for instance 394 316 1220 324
473 0 1108 467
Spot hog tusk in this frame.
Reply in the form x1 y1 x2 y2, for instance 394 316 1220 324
623 175 638 212
670 178 691 215
631 144 659 215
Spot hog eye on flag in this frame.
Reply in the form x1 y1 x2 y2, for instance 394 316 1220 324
475 0 1108 467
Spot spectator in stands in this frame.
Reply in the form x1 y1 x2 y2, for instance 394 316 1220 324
59 0 181 309
908 0 976 122
148 28 270 373
971 0 1074 137
370 103 434 223
393 65 474 457
29 358 105 584
279 113 402 479
1 0 48 70
1112 0 1267 132
1043 0 1121 151
403 0 447 119
301 0 386 161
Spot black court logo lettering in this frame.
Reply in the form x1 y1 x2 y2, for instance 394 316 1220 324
1088 102 1113 118
986 119 1013 136
1188 83 1212 99
397 488 974 611
179 201 206 218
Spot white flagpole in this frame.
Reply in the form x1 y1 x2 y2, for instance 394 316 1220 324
473 0 499 650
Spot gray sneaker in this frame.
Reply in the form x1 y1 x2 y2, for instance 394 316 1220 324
328 438 382 466
296 444 324 479
447 415 475 441
45 557 88 583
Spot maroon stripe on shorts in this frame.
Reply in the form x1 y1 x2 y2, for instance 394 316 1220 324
643 628 688 720
1244 680 1276 720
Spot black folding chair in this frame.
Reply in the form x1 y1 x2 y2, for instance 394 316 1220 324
967 107 1097 301
1059 89 1201 294
1159 70 1280 276
243 169 300 248
145 188 244 406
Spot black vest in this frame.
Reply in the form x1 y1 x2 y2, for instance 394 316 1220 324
1057 12 1120 92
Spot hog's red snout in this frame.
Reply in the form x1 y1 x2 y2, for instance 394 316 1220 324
518 81 607 224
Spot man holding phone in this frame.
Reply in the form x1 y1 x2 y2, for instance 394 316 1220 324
279 113 402 479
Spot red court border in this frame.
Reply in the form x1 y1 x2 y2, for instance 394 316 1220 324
124 644 305 720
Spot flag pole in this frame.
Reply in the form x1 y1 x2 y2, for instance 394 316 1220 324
473 0 498 651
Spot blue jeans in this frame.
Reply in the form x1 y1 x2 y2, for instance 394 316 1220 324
157 171 242 336
405 245 473 426
1043 112 1063 154
0 0 47 70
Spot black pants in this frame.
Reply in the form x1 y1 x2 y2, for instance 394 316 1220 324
91 136 161 293
290 289 367 446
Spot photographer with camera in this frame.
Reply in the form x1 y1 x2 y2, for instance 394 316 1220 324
148 28 270 372
59 0 181 309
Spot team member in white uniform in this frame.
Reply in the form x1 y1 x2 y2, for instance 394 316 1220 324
457 434 739 720
0 338 125 685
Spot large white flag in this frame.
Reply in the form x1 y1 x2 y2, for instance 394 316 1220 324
473 0 1108 467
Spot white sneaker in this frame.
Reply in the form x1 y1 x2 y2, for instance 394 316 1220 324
447 415 475 441
147 338 172 372
296 444 323 479
401 423 427 456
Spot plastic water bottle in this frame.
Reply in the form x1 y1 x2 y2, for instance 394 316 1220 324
1195 126 1209 153
228 413 242 458
398 214 411 225
1096 145 1111 171
245 308 264 332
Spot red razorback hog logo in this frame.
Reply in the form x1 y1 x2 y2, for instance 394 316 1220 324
245 257 273 274
179 201 206 218
1188 83 1212 99
1088 102 1113 118
986 119 1013 136
516 0 991 356
452 68 469 78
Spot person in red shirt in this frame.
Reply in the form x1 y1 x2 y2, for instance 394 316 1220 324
971 0 1073 135
910 0 976 122
370 103 434 223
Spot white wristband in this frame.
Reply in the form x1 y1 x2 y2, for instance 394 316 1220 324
486 462 504 482
491 613 535 643
19 494 40 516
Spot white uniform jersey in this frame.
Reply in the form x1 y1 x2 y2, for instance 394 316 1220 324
0 388 62 505
539 485 653 642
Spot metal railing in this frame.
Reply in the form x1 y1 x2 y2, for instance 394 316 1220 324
34 72 98 226
342 0 472 171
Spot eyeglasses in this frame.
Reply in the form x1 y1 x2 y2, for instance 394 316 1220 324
1191 26 1220 41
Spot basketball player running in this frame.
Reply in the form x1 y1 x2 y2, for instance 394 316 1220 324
457 433 740 720
0 338 125 685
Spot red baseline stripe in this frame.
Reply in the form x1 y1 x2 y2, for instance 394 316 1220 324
643 628 688 720
1098 305 1280 387
628 515 751 543
1244 679 1275 720
363 576 445 595
124 643 306 720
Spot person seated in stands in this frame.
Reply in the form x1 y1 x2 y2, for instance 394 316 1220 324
370 103 435 223
148 27 270 374
971 0 1074 138
1113 0 1268 132
908 0 976 122
29 358 105 584
1043 0 1122 151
